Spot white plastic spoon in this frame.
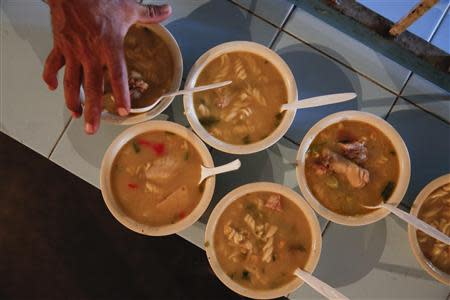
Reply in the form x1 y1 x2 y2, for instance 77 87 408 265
130 80 233 114
294 268 350 300
199 159 241 185
280 93 357 112
363 203 450 245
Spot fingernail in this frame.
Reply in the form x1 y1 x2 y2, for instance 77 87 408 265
160 4 171 14
71 111 80 118
118 108 128 117
85 123 95 134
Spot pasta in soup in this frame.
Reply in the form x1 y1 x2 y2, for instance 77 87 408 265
417 183 450 275
213 192 312 290
304 121 400 216
104 25 174 112
193 52 287 145
111 131 204 226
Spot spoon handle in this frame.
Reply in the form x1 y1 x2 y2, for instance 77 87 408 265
281 93 356 111
166 80 233 98
200 159 241 184
382 204 450 245
129 81 232 114
294 269 350 300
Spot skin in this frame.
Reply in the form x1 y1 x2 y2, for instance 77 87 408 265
43 0 172 134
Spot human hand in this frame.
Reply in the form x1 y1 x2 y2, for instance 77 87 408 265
43 0 172 134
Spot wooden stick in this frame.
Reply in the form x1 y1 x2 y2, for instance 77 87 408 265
390 0 438 36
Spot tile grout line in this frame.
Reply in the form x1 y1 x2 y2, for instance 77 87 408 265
279 3 296 31
281 29 401 97
428 1 450 42
226 1 403 99
384 96 401 120
227 0 283 29
396 2 450 107
398 95 450 125
47 117 73 159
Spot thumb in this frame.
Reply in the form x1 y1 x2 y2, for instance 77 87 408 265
135 3 172 24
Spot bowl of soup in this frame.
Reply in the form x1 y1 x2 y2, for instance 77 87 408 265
100 121 215 236
205 182 322 299
408 174 450 285
101 23 183 125
296 111 410 226
183 41 298 154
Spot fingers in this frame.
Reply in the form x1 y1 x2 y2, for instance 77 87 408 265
135 3 172 24
43 47 65 90
82 63 103 134
105 48 130 116
63 58 83 118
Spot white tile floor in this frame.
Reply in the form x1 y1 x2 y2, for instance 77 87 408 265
1 1 70 157
2 0 450 298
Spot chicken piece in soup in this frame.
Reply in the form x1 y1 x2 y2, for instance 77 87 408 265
193 52 287 145
417 183 450 275
104 25 174 112
111 131 204 226
304 121 400 216
213 192 312 290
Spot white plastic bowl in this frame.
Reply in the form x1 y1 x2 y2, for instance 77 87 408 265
408 173 450 285
296 111 411 226
205 182 322 299
101 23 183 125
183 41 298 155
100 121 215 236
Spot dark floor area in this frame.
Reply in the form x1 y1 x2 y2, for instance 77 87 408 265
0 132 250 300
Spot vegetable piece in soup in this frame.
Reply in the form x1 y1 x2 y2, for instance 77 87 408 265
193 52 288 145
213 192 312 290
111 131 204 226
417 183 450 275
103 24 174 112
304 121 400 216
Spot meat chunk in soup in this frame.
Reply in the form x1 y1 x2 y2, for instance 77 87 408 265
338 140 368 163
305 121 399 216
111 131 204 226
213 192 312 290
319 148 370 189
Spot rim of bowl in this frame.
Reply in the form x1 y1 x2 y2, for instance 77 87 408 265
408 173 450 286
183 41 298 155
101 23 183 125
296 110 411 226
100 121 216 236
205 182 322 299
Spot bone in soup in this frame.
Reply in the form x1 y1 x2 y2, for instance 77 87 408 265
304 121 400 216
194 52 287 145
213 192 312 290
417 183 450 275
111 131 204 226
104 24 174 112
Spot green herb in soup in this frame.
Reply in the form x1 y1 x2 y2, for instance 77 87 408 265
417 183 450 275
304 121 400 216
111 131 203 226
194 52 287 145
214 192 312 290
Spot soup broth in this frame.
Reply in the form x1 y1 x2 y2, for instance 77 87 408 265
213 192 312 290
305 121 400 216
104 25 174 112
193 52 287 145
111 131 203 226
417 183 450 275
